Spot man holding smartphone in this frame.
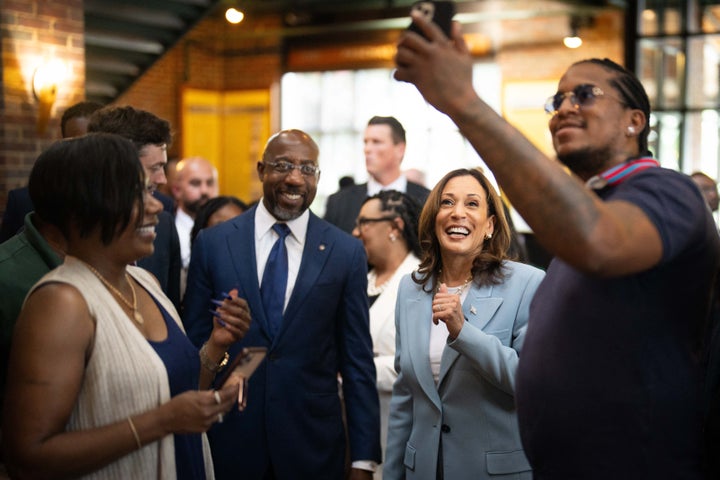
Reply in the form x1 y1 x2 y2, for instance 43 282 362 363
394 11 719 480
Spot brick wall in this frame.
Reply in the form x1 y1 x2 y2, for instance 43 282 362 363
0 0 85 227
117 11 283 157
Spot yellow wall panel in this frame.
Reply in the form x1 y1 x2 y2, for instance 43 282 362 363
182 88 270 203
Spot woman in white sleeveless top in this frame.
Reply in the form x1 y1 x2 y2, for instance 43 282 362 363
3 134 251 479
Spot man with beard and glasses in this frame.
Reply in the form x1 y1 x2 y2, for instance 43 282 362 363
393 14 720 480
182 130 381 479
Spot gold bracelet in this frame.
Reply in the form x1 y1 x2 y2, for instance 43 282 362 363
127 416 142 450
199 342 229 373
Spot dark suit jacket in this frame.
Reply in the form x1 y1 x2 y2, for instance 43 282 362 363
324 181 430 233
137 210 181 311
0 187 31 242
182 206 381 479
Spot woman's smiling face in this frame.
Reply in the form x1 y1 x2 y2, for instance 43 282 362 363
434 174 495 259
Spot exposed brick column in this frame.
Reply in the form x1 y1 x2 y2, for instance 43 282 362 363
0 0 85 226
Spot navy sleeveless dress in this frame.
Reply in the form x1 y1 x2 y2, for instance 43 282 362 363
148 297 205 480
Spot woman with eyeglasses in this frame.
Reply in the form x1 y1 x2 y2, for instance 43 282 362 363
351 190 422 478
384 168 545 480
396 13 720 480
2 134 250 479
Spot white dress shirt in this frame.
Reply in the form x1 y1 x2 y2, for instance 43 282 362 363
175 208 194 269
367 174 408 197
254 200 308 311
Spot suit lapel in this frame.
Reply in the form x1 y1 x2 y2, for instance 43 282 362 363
226 207 273 341
274 213 332 343
437 282 503 388
405 289 442 410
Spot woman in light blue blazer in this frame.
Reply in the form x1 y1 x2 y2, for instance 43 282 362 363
385 168 545 480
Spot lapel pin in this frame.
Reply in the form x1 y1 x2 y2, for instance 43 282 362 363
470 306 477 315
319 244 326 251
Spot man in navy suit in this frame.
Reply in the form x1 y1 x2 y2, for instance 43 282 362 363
183 130 381 479
88 106 182 310
324 116 430 233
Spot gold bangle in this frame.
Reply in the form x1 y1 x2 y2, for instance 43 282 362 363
199 342 229 373
127 416 142 450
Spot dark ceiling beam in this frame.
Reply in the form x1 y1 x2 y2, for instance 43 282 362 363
85 31 166 54
85 16 182 43
84 4 187 29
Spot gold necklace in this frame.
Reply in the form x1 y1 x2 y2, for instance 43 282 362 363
83 262 144 324
437 270 473 296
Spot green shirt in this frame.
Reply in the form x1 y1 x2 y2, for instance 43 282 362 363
0 213 62 411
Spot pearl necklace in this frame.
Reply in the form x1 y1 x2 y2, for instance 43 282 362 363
367 269 389 296
83 262 144 324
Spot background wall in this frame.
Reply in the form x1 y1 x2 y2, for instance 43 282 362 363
0 3 623 222
0 0 85 219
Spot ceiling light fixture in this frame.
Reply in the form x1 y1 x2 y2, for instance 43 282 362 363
225 7 244 24
563 15 595 49
563 15 583 49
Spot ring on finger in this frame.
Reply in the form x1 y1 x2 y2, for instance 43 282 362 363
213 390 221 405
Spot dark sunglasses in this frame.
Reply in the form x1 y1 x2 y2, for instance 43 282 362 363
544 84 622 116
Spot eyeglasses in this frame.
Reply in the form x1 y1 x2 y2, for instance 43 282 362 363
354 216 397 229
263 160 320 177
544 84 622 116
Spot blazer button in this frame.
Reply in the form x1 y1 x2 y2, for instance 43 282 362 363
441 424 451 433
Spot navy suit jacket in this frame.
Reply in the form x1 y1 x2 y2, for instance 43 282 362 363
183 206 381 479
324 181 430 233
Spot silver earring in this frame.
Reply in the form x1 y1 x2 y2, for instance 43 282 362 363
627 126 635 135
485 233 492 240
389 234 397 242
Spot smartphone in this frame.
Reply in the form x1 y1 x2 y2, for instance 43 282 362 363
218 347 267 410
407 1 456 39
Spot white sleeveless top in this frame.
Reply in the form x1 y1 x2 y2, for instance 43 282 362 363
27 255 214 479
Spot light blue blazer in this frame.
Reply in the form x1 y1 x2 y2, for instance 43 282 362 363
384 261 544 480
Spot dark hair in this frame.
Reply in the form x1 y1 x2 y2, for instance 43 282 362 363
575 58 652 156
87 105 172 150
190 196 248 246
60 101 103 138
368 116 406 144
339 175 355 189
28 133 146 245
413 168 512 291
361 190 422 258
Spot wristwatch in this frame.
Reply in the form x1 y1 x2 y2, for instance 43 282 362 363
199 342 230 373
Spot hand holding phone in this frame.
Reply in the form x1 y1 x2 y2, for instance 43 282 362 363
407 1 456 39
218 347 267 410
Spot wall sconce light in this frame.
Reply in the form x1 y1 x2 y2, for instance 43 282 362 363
33 59 67 134
225 7 244 24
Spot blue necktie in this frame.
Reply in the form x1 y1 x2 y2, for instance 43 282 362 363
261 223 291 337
